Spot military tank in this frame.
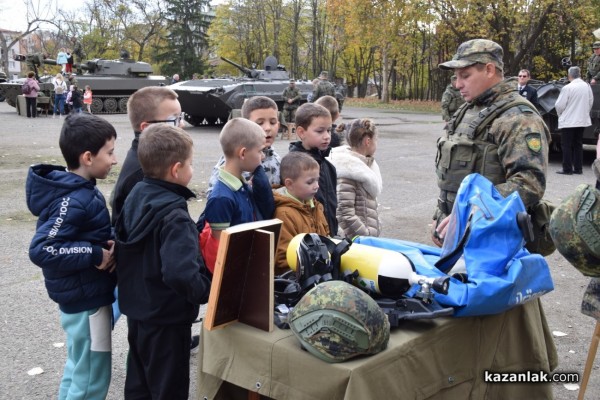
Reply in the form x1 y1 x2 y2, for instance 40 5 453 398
172 56 346 126
0 50 169 113
534 78 600 151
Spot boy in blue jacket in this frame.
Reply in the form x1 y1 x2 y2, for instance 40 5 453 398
26 113 118 400
115 124 212 400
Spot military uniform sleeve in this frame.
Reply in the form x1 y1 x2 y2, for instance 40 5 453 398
492 111 549 208
441 91 451 121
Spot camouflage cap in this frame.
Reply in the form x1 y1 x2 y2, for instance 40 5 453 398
319 71 329 78
290 79 296 83
549 184 600 276
592 41 600 49
289 280 390 363
439 39 504 71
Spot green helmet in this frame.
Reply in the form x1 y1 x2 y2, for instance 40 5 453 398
549 184 600 276
289 280 390 363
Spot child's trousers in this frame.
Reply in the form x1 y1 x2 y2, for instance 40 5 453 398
125 318 192 400
59 305 112 400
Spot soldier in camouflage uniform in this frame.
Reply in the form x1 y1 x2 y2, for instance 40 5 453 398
586 41 600 84
550 160 600 320
432 39 550 246
441 75 464 124
312 71 336 102
282 79 301 123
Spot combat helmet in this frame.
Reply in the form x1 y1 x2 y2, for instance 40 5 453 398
549 184 600 276
289 280 390 363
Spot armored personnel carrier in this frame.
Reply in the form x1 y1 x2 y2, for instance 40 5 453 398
172 56 346 126
535 79 600 151
0 50 169 113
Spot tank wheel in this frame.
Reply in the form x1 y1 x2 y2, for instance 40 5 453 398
103 98 118 113
118 98 128 112
91 98 103 114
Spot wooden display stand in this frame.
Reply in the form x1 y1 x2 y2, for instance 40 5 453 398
204 219 282 332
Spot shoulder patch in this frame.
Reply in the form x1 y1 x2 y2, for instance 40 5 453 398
526 133 542 153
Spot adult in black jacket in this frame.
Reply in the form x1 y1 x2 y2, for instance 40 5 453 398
517 69 538 107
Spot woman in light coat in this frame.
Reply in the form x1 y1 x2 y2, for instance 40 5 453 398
328 118 382 238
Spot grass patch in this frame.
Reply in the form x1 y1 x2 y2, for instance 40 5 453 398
344 97 440 114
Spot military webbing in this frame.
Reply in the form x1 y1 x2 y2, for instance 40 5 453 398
448 94 539 140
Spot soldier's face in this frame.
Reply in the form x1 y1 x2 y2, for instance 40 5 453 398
594 48 600 56
454 64 496 102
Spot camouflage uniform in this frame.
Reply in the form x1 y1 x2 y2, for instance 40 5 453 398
435 40 550 223
549 180 600 320
440 84 465 121
587 42 600 82
312 79 335 102
282 85 301 123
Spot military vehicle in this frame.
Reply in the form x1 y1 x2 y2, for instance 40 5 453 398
0 71 6 102
535 78 600 151
0 50 169 114
172 56 346 126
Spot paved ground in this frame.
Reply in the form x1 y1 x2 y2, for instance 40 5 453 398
0 101 598 399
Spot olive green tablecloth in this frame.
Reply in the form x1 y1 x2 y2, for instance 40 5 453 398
197 298 557 400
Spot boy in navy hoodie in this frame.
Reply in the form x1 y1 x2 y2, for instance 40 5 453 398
115 124 212 400
26 113 118 400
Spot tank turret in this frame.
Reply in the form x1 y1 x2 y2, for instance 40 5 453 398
220 56 290 80
172 55 346 126
0 50 169 113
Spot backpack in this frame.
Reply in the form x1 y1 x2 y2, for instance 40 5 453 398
22 81 32 95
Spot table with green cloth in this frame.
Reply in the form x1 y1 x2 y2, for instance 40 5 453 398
197 299 558 400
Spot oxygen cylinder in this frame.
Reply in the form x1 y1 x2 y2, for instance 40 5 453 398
286 234 417 298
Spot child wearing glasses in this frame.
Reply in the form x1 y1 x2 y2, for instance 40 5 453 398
110 86 183 225
115 124 211 400
205 96 282 195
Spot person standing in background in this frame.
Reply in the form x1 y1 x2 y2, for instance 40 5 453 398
56 48 68 75
517 69 538 107
555 66 594 175
441 75 465 128
84 85 93 114
65 49 74 74
586 41 600 84
23 71 40 118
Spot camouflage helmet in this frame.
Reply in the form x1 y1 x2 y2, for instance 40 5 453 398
439 39 504 72
549 184 600 276
289 280 390 363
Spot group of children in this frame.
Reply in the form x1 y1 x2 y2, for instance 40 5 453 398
25 86 383 399
51 72 93 117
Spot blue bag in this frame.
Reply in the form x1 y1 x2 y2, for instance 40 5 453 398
356 173 554 317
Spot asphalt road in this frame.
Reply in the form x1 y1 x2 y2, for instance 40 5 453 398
0 101 598 399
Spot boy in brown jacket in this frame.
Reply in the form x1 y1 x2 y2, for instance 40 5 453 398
273 152 330 274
